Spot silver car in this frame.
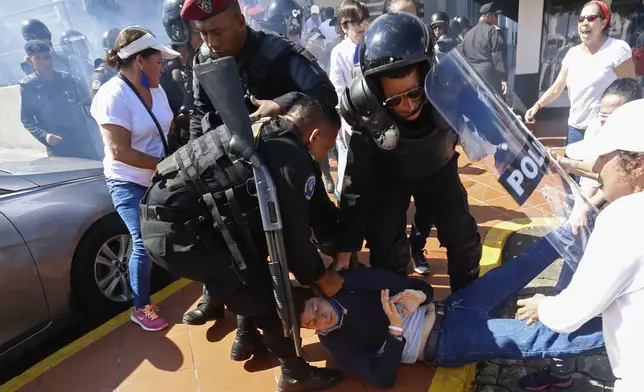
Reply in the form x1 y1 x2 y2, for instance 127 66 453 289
0 154 141 364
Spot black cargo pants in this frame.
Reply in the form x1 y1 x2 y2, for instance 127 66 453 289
364 154 481 292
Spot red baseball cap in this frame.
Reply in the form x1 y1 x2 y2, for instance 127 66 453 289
181 0 237 21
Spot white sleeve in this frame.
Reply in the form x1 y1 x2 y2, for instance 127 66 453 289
90 85 132 130
611 39 633 68
329 46 347 108
561 47 574 69
538 206 637 333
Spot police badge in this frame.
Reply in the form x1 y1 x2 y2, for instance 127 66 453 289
196 0 212 13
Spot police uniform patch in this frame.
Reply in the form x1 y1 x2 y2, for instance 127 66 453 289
304 175 316 200
196 0 212 13
92 79 102 91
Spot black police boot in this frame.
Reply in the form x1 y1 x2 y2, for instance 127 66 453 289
277 357 343 392
182 297 225 325
409 223 431 275
230 315 266 361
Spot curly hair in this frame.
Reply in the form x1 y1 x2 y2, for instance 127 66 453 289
616 150 644 185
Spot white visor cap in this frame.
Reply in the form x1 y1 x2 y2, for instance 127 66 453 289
117 33 180 60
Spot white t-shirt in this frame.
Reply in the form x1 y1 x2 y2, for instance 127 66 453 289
539 191 644 392
330 38 359 143
90 77 173 187
563 38 632 129
319 19 338 44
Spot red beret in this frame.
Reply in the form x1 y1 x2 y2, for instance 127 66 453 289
181 0 236 21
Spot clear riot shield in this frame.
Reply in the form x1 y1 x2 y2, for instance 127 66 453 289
425 49 599 273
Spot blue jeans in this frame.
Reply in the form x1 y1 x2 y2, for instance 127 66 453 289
433 235 604 366
106 179 152 309
566 125 586 186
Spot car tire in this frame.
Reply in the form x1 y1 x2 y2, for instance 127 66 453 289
71 213 133 323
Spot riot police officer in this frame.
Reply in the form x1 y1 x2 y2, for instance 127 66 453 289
430 11 457 59
161 0 203 149
259 0 303 39
60 29 95 85
179 0 337 374
141 96 344 392
452 15 470 43
459 2 507 95
335 12 481 293
161 0 225 325
89 29 120 97
20 41 100 160
20 19 72 76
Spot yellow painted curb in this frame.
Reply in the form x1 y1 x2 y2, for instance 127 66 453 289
1 278 192 392
428 217 559 392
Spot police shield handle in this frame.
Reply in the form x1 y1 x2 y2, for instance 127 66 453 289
193 56 304 357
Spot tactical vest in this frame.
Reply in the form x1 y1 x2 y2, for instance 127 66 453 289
376 106 457 180
140 119 280 285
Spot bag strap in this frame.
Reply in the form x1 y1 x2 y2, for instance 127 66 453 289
118 73 170 156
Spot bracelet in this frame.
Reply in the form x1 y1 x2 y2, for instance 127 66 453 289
535 103 542 111
388 325 403 333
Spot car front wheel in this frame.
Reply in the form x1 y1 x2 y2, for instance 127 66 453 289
71 214 133 322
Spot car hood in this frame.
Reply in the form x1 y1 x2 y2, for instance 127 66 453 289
0 156 104 187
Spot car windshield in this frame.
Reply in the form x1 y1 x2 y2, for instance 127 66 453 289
0 0 167 175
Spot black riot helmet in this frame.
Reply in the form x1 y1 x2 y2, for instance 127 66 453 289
102 28 120 51
360 12 433 78
21 19 52 42
60 30 89 57
162 0 191 46
430 11 450 34
260 0 302 37
341 12 434 150
454 15 469 29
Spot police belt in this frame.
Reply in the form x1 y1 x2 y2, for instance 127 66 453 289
423 301 445 365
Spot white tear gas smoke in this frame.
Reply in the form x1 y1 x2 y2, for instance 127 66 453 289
0 0 168 87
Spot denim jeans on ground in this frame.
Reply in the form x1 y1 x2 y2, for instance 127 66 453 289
106 179 152 309
433 235 604 366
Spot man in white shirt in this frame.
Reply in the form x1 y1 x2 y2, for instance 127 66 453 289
319 7 338 43
517 99 644 392
306 5 322 32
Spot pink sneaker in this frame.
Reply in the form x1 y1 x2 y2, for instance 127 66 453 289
130 305 168 331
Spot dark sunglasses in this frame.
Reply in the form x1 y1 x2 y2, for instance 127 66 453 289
383 86 425 108
342 17 370 27
578 14 602 23
431 25 443 30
